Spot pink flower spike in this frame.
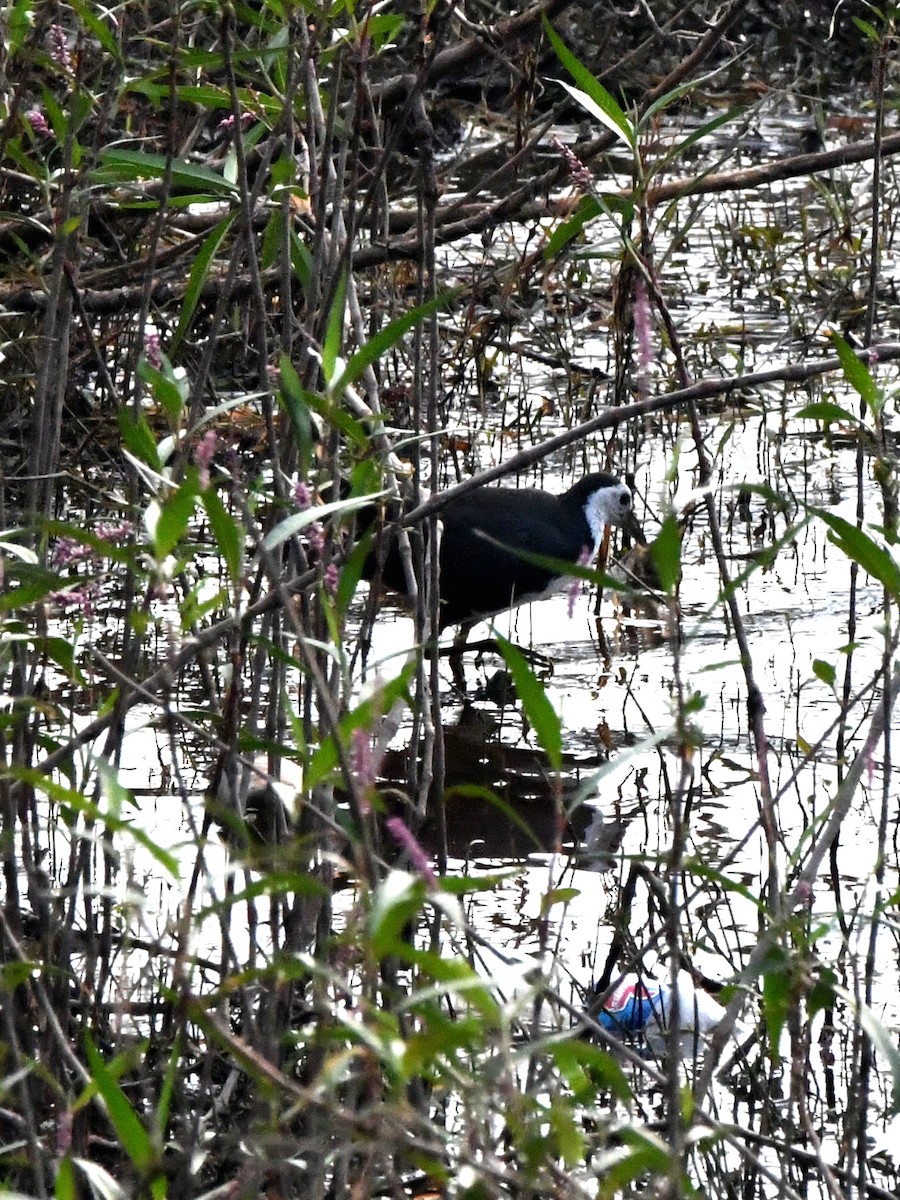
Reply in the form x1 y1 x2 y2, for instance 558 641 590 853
26 109 51 137
51 536 92 569
56 1109 73 1157
386 816 437 890
633 277 653 398
144 331 162 368
307 521 325 556
49 586 95 616
293 480 311 510
324 562 339 596
194 430 217 489
550 135 593 190
217 111 254 135
49 25 73 71
351 727 375 790
95 520 133 543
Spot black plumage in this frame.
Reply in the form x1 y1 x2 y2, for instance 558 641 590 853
364 472 641 629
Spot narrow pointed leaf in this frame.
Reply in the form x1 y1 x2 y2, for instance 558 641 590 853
171 214 235 353
496 633 562 773
262 490 385 553
649 513 682 594
84 1036 155 1172
554 79 635 152
154 480 198 558
814 509 900 600
796 401 859 425
830 331 881 419
118 409 162 472
94 148 238 196
330 292 453 395
322 273 347 384
202 488 242 582
543 17 635 150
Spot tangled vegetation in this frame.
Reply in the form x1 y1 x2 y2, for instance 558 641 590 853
2 2 900 1198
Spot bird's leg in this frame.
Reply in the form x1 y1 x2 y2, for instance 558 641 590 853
449 623 470 691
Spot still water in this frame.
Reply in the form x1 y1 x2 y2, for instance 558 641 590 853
29 96 900 1197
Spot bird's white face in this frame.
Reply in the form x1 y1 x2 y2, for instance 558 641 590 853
583 481 635 549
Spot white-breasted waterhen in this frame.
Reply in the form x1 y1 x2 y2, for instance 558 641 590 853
364 471 643 630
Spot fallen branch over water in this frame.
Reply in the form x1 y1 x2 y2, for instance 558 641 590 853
19 339 900 789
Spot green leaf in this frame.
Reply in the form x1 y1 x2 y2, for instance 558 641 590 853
547 1038 632 1105
6 0 32 55
760 946 791 1052
330 293 454 396
137 359 187 428
852 16 880 41
11 765 180 879
322 273 346 385
93 147 238 197
830 331 882 420
807 967 837 1017
201 488 242 583
305 664 414 790
93 760 180 878
604 1128 671 1189
548 1098 585 1167
336 527 373 615
70 0 121 59
654 105 745 174
543 193 634 259
153 480 198 558
555 79 635 152
118 409 162 472
36 635 86 685
277 357 370 451
369 869 425 957
812 658 836 687
261 490 385 553
641 80 707 125
649 513 682 594
541 887 580 914
543 17 635 151
276 357 317 471
195 871 328 921
796 400 860 425
544 195 602 257
402 1012 486 1073
42 89 67 141
814 508 900 600
171 214 235 354
55 1153 76 1200
0 564 62 612
84 1035 156 1173
155 1031 182 1139
1 957 41 989
496 634 562 773
259 207 283 271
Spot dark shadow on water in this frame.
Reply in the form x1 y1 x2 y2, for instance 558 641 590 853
380 703 632 861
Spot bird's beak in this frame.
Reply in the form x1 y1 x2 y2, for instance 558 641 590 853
623 510 646 545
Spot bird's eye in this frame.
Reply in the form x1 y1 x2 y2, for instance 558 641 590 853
619 491 631 508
